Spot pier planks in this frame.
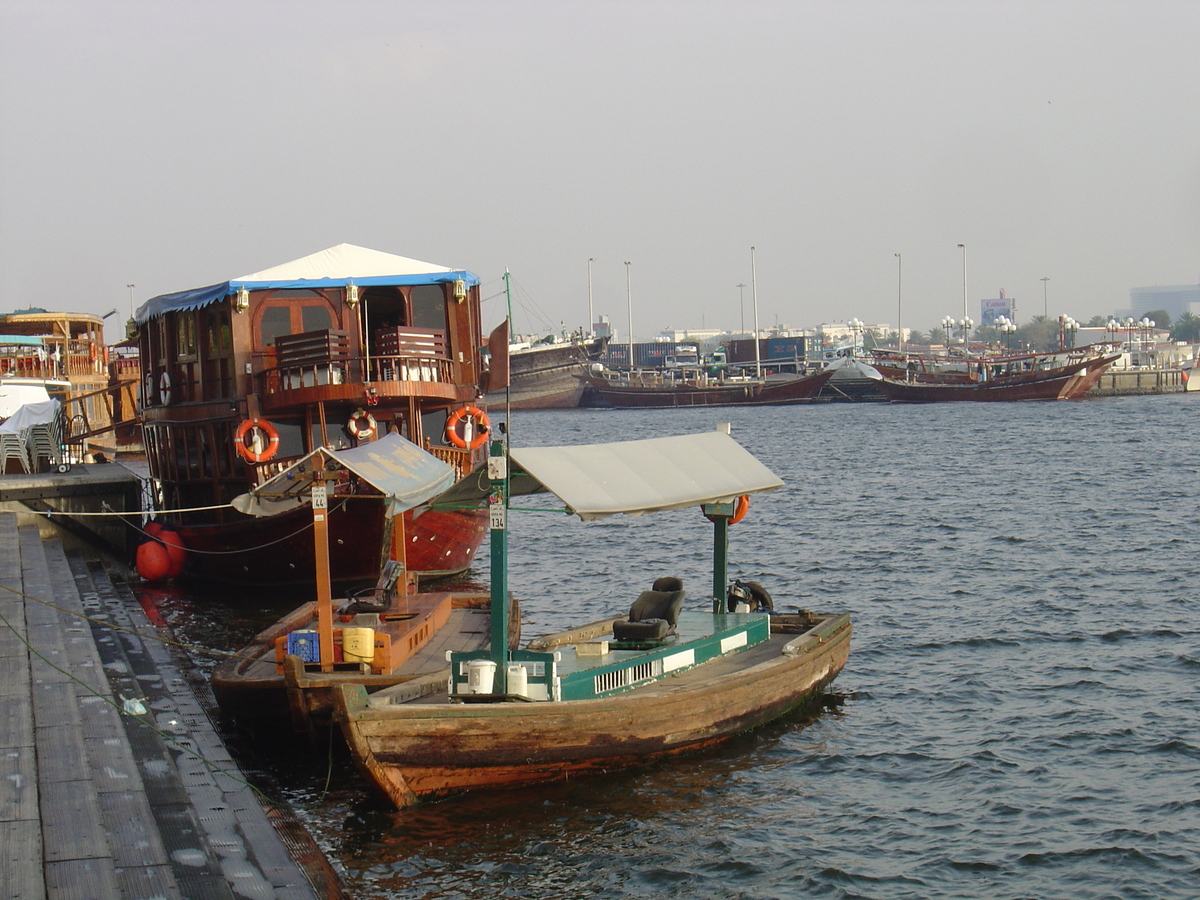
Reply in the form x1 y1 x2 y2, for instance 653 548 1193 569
0 511 332 900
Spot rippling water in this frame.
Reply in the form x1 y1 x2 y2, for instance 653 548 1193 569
152 395 1200 899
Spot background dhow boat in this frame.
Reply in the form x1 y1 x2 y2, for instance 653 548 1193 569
333 427 851 807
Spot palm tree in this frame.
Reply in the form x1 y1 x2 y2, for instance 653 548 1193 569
1171 312 1200 343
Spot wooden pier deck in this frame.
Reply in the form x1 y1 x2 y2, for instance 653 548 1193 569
0 511 337 899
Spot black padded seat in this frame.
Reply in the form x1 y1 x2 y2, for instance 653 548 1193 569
612 580 686 642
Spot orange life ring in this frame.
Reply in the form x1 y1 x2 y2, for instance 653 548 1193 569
347 408 377 441
445 405 490 450
729 494 750 525
234 418 280 464
705 494 750 525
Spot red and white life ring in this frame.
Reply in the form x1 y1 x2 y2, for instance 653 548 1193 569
445 405 490 450
159 370 172 405
234 418 280 464
347 409 377 441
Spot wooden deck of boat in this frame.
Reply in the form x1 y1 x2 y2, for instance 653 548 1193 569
0 511 339 899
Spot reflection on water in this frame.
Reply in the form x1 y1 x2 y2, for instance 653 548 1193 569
141 396 1200 899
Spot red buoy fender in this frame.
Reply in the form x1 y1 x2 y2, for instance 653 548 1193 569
234 418 280 464
138 521 187 579
158 529 187 579
445 406 490 450
136 540 172 581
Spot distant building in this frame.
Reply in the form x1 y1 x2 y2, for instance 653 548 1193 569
1127 285 1200 323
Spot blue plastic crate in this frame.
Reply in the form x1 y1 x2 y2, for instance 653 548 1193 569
286 630 320 663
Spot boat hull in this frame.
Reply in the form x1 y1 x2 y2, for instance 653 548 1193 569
579 368 834 409
334 613 850 807
875 356 1118 402
174 498 487 588
485 337 608 410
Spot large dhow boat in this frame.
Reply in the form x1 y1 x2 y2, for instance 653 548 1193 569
867 344 1122 402
134 244 492 587
484 332 610 410
331 427 851 807
577 364 833 408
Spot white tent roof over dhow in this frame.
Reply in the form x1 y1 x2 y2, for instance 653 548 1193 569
136 243 480 324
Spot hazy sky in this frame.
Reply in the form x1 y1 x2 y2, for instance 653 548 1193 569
2 0 1198 340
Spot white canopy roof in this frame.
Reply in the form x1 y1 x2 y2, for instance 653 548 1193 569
437 430 784 521
233 243 457 283
231 432 456 517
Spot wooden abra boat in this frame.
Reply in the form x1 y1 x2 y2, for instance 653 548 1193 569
211 436 519 736
577 365 834 409
134 244 491 587
332 427 851 807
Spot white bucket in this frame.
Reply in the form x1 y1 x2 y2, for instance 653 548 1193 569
506 664 528 697
467 659 497 694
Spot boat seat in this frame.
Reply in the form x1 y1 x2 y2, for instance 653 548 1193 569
612 577 685 642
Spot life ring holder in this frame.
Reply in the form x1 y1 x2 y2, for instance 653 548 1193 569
705 494 750 525
234 418 280 464
445 405 490 450
347 408 377 441
159 370 172 405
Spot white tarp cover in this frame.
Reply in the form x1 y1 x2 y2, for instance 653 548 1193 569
496 430 783 521
231 432 456 518
0 398 60 433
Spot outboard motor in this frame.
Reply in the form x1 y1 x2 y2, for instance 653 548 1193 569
727 579 774 613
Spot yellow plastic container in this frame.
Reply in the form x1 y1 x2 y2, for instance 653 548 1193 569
342 627 376 664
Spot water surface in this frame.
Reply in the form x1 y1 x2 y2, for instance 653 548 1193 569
156 395 1200 899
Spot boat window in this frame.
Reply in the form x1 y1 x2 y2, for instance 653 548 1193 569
273 420 305 459
255 291 337 349
175 314 198 360
301 305 333 334
410 285 447 331
258 307 292 347
205 308 232 359
420 407 451 448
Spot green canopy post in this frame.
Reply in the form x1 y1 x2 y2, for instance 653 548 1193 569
711 515 729 614
488 437 509 693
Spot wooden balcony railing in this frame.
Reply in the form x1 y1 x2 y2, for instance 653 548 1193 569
425 444 478 481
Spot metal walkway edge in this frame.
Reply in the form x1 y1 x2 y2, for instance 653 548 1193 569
0 511 335 900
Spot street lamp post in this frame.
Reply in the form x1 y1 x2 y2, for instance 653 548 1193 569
750 246 761 379
1041 277 1050 319
895 252 903 352
127 283 135 319
941 315 955 348
737 283 746 335
957 317 974 349
848 318 864 356
587 258 594 338
957 243 967 322
625 261 633 371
